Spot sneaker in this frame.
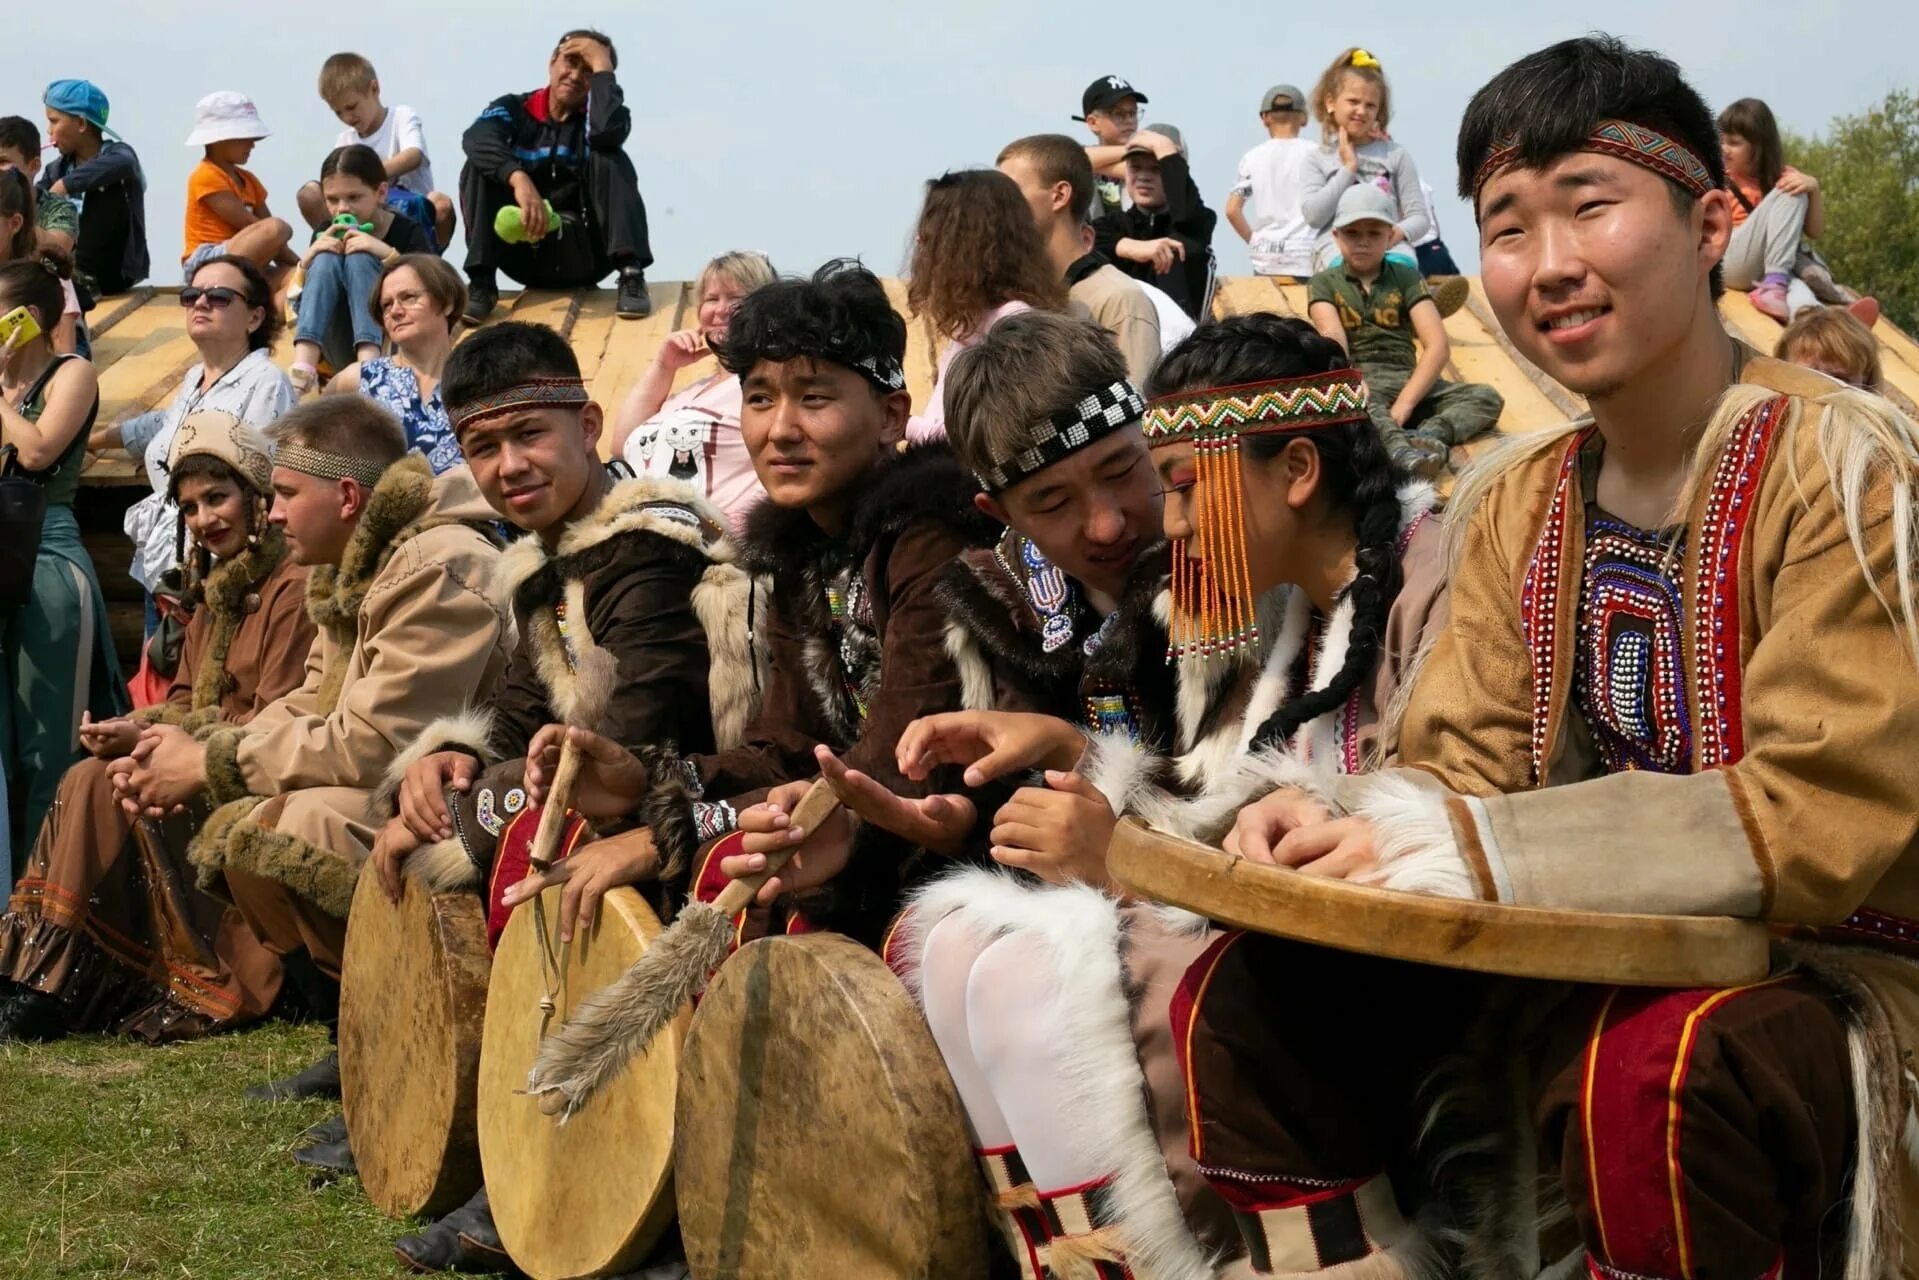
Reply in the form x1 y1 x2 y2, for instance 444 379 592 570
1748 281 1791 324
1429 276 1471 319
1389 436 1450 480
464 278 499 326
245 1050 341 1102
1848 297 1881 329
617 269 653 320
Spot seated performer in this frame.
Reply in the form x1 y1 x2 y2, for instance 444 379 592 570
342 320 754 1268
111 396 511 1104
0 412 312 1043
1179 35 1919 1277
505 258 999 952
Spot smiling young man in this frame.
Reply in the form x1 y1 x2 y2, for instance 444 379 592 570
459 27 653 320
1179 35 1919 1276
1093 125 1218 322
113 396 510 1107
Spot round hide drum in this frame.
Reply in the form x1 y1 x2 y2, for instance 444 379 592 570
338 867 490 1218
676 933 988 1280
480 885 681 1280
1107 817 1772 988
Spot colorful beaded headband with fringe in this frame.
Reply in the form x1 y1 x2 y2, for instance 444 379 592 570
1144 371 1371 665
276 442 388 488
451 376 591 434
978 378 1146 493
1472 118 1716 205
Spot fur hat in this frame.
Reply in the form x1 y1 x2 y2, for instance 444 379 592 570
168 410 275 497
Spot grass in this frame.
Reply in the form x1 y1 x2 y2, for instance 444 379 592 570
0 1022 411 1278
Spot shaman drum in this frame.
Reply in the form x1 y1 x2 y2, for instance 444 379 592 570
479 885 682 1280
675 933 989 1280
338 867 490 1217
1107 817 1771 988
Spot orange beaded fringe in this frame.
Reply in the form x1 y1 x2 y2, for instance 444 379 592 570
1169 434 1259 664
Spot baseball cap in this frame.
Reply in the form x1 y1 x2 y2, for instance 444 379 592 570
1259 83 1306 114
43 80 115 138
1332 183 1398 230
185 92 272 147
1124 124 1186 161
1074 75 1147 122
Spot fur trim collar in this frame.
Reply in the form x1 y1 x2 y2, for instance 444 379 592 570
304 455 438 636
494 474 738 606
187 529 292 714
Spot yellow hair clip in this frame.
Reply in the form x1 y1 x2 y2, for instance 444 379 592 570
1349 49 1381 69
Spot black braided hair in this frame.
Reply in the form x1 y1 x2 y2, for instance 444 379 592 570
1146 313 1408 752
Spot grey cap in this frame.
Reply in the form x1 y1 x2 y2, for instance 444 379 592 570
1260 83 1306 113
1125 123 1186 160
1332 183 1398 229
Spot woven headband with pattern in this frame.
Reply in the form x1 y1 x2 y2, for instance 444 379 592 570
450 377 592 433
1472 118 1716 204
977 379 1146 493
276 442 388 488
1143 372 1370 446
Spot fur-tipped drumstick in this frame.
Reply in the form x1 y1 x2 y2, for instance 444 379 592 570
523 778 843 1120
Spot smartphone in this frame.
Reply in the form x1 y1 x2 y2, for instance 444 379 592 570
0 306 41 348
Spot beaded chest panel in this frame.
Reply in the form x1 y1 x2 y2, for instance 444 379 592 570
1572 517 1692 773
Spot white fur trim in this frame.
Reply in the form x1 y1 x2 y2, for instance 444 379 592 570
405 836 484 892
1347 773 1478 900
692 563 758 750
375 708 499 815
1077 732 1164 818
1133 745 1338 849
1294 591 1356 765
944 619 999 713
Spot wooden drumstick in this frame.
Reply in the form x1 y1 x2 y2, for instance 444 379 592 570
524 777 843 1121
525 648 618 876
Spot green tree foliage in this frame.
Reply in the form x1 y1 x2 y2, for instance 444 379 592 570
1785 90 1919 331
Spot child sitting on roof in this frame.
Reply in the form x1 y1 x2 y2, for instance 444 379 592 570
1775 306 1883 393
180 92 297 289
1309 183 1502 478
298 53 455 253
1093 124 1217 322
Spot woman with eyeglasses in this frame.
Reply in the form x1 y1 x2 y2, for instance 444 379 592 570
92 254 292 646
326 253 463 474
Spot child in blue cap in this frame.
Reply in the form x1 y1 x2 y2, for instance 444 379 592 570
40 79 149 297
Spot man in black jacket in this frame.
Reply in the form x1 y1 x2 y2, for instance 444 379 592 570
1092 124 1217 321
459 29 653 321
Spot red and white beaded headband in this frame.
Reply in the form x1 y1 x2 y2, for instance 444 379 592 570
1472 118 1716 207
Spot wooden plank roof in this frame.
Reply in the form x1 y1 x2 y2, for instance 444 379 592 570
80 280 1919 486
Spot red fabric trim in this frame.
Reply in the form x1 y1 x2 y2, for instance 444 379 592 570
879 910 914 979
692 831 751 958
485 807 588 951
1203 1173 1373 1214
524 88 551 124
1519 429 1592 785
1691 396 1780 769
1170 930 1244 1164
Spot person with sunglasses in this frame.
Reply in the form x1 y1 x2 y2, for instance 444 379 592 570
327 253 463 474
91 255 292 644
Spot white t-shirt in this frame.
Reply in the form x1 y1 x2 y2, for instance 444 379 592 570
337 104 434 196
1138 280 1197 353
1232 137 1319 277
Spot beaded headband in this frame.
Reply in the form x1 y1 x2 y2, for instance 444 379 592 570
854 353 907 393
276 442 388 488
1472 118 1716 206
450 376 591 434
977 379 1146 493
1145 371 1370 666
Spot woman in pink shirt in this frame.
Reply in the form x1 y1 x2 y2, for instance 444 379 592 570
612 250 776 528
905 170 1067 443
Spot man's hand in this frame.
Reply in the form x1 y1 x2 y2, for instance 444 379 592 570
815 744 974 854
499 826 661 942
507 172 549 242
524 725 647 817
1116 237 1185 274
1224 787 1335 863
398 751 481 843
653 329 708 373
719 779 855 906
371 818 427 905
1272 816 1381 880
123 724 209 816
896 711 1086 787
559 35 614 75
78 712 141 760
987 771 1117 887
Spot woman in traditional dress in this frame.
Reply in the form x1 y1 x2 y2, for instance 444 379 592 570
0 411 314 1042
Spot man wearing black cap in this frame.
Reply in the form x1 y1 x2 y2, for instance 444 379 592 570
1092 124 1217 321
1227 83 1318 279
1074 74 1146 220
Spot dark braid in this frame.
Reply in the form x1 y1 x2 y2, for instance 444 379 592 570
1148 313 1408 753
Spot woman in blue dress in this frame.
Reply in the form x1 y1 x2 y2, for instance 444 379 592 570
327 253 463 474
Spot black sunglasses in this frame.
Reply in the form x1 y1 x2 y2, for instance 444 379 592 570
180 286 244 310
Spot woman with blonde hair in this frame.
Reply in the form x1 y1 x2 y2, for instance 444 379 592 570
611 249 775 528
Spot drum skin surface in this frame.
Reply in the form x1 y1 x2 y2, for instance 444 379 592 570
339 868 490 1217
676 933 988 1280
1108 818 1772 988
480 885 683 1279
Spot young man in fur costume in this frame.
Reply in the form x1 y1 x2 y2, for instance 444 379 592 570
505 258 999 953
0 412 312 1044
112 395 510 1105
1184 35 1919 1277
354 321 755 1271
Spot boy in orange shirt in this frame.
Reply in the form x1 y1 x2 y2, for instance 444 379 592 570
181 91 296 286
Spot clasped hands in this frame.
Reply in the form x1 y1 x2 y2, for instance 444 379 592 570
104 723 209 819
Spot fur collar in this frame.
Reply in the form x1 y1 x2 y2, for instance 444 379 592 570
494 474 737 609
304 455 439 637
191 528 293 713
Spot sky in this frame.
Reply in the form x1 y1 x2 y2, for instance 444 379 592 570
14 0 1917 285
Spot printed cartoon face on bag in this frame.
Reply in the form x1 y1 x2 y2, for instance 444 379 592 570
624 406 715 493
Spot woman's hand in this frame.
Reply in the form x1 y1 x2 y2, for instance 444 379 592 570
895 711 1086 786
78 712 141 760
1271 816 1381 880
523 725 648 816
987 772 1118 887
719 779 856 906
1223 787 1334 863
499 826 661 942
814 744 975 853
652 329 708 372
1776 166 1819 197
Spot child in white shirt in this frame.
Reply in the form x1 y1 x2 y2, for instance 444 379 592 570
297 52 455 250
1226 83 1318 279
